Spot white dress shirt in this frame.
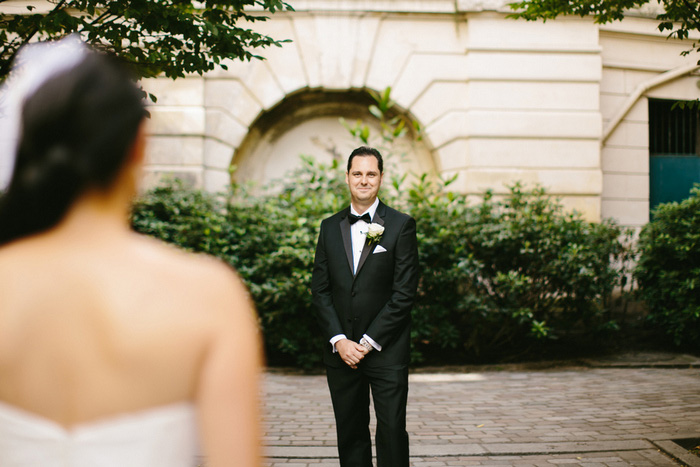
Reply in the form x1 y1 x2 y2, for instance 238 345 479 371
350 198 378 274
330 198 382 353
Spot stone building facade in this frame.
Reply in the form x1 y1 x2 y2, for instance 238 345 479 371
3 0 699 226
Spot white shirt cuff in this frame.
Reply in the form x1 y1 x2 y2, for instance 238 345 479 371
330 334 347 353
362 334 382 351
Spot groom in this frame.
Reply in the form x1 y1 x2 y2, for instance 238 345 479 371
312 146 419 467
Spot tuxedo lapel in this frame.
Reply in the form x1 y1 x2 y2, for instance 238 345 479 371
339 212 354 275
354 201 386 277
374 207 385 227
355 238 372 277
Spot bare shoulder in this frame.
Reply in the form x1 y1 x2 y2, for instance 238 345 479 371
131 233 229 274
130 233 252 317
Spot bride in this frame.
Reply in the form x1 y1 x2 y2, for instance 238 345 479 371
0 37 262 466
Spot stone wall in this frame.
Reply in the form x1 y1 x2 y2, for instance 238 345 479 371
599 17 700 226
3 0 699 226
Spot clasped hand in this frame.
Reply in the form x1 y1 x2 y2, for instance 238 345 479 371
336 338 369 369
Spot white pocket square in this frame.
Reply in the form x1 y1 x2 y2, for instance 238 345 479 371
373 245 387 254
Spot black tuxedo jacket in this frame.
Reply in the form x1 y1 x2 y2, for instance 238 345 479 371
312 200 419 368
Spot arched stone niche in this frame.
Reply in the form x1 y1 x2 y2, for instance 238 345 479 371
231 89 436 189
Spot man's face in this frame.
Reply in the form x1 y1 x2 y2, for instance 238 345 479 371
346 155 383 208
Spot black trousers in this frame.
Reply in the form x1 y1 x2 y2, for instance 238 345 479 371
326 363 409 467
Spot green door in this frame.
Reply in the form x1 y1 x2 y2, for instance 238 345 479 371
648 98 700 212
649 155 700 211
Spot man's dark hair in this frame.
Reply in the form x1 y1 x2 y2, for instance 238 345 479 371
347 146 383 173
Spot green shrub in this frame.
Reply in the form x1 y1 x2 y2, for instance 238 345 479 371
131 166 630 367
131 180 230 256
635 186 700 348
405 180 629 362
401 174 475 363
131 87 631 367
225 156 347 368
131 158 348 368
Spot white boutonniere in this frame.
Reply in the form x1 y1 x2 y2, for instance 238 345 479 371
366 223 385 245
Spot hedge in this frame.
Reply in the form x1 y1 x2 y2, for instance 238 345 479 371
131 157 631 368
635 186 700 349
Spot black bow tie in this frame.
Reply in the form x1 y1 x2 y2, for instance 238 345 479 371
348 212 371 225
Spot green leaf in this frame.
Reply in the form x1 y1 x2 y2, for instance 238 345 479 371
369 105 383 120
359 125 370 143
0 0 294 90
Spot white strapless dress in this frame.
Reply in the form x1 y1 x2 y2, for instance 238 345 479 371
0 401 202 466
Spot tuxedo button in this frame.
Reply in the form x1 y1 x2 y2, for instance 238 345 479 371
351 291 356 297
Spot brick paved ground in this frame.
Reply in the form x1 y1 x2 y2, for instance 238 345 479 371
262 362 700 466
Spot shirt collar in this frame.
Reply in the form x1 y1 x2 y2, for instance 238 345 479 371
350 197 380 221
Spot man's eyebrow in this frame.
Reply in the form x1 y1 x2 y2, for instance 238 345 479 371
350 170 379 176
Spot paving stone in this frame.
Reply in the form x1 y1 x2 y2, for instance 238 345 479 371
262 366 700 466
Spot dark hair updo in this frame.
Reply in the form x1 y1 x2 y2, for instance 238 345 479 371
0 48 146 246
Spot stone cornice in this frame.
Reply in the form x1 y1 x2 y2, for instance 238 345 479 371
0 0 666 18
286 0 664 18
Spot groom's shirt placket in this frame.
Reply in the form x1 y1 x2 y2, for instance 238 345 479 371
349 200 378 274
